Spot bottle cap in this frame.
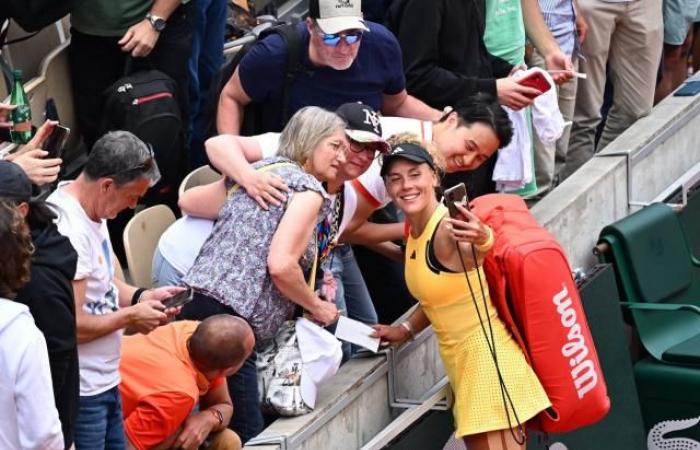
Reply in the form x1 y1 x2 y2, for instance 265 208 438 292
13 69 23 80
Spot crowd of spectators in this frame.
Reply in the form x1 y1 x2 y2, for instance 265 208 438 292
0 0 681 448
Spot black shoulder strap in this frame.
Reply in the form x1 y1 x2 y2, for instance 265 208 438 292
274 24 304 124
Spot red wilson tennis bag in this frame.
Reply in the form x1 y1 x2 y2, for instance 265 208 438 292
471 194 610 433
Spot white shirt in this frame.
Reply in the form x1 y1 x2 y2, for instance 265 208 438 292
48 182 123 396
0 300 63 450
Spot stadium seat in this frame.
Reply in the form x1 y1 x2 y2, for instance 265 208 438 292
123 204 176 288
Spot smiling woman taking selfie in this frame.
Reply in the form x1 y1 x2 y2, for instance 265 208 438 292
372 139 551 450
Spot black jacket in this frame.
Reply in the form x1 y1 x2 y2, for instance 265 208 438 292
16 223 78 450
386 0 513 109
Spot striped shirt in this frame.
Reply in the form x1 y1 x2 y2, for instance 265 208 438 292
538 0 578 55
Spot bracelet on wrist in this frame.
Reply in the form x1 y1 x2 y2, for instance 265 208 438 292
474 225 494 252
131 288 147 306
208 407 224 426
399 321 415 340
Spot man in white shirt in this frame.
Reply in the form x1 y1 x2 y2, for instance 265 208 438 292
48 131 184 449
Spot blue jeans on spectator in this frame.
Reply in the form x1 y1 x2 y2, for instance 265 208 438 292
188 0 227 167
179 292 264 443
73 386 126 450
152 246 186 287
326 245 378 359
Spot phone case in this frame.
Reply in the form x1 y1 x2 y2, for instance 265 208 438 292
674 80 700 97
518 71 552 98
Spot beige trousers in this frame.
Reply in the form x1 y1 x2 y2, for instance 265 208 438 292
567 0 663 179
530 50 579 194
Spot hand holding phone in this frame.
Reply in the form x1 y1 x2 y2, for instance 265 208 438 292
161 286 194 309
517 70 552 98
444 183 469 219
42 124 70 159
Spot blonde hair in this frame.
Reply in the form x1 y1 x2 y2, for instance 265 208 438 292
277 107 346 166
385 132 446 172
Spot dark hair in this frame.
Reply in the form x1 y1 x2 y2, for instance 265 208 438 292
441 93 513 149
0 196 58 232
188 315 253 371
0 201 33 298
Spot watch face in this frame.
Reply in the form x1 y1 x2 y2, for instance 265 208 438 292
153 18 166 32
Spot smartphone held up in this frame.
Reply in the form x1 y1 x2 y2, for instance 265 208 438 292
444 183 470 219
42 125 70 159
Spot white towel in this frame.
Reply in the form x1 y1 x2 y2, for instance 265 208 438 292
296 317 342 408
493 107 531 191
493 67 564 191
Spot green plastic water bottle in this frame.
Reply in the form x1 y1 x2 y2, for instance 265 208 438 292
9 69 32 145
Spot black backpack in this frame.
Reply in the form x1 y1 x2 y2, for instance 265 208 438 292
99 68 185 209
199 23 304 139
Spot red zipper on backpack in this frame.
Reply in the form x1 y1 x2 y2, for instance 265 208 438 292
132 92 173 105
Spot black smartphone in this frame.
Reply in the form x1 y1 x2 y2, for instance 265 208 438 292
42 125 70 159
444 183 469 219
161 287 193 309
674 80 700 97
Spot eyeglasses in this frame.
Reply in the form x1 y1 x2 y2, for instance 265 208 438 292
96 144 161 187
349 141 386 156
317 30 363 47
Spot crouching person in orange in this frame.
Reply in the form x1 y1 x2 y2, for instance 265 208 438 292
119 315 255 450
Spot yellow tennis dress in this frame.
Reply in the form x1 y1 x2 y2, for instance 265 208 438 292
404 204 550 437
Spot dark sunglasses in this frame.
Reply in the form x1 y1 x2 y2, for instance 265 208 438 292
317 30 363 47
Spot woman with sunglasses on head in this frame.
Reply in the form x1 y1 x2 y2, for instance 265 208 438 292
371 137 550 450
177 106 345 442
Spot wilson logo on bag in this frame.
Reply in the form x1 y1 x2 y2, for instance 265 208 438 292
471 194 610 433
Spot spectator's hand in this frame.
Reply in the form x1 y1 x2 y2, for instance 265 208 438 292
544 49 574 84
496 77 540 110
309 297 339 327
243 170 289 210
129 300 167 334
371 324 410 345
10 150 62 185
118 20 160 57
0 103 16 128
444 205 490 247
173 411 217 450
6 120 62 186
576 14 588 45
141 286 186 319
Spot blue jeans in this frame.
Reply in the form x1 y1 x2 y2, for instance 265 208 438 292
326 245 378 359
188 0 227 167
180 292 264 443
73 386 126 450
152 246 185 287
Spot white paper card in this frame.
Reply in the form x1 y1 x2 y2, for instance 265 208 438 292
334 316 380 353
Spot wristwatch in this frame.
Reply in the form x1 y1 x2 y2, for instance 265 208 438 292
145 12 167 32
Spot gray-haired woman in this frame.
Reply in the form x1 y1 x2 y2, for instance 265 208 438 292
179 106 345 442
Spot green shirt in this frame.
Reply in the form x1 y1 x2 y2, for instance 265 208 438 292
71 0 189 37
483 0 526 65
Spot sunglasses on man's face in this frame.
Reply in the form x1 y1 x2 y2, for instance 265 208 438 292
317 30 363 47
